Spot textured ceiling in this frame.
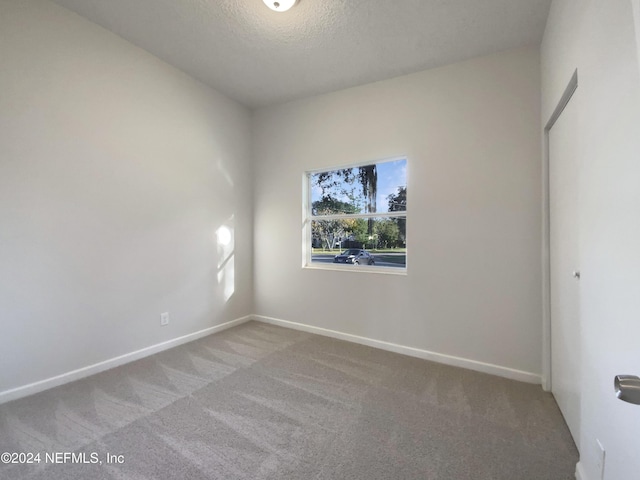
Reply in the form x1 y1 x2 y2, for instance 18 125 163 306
51 0 552 109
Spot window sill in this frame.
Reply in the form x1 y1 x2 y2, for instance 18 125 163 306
303 263 407 276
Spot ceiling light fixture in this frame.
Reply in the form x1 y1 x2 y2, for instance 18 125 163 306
262 0 298 12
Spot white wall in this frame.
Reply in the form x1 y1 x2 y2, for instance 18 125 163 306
542 0 640 478
252 47 543 379
0 0 253 396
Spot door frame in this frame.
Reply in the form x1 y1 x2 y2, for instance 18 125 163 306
632 0 640 77
542 69 578 391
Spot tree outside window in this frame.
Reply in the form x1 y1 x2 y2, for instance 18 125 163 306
305 158 407 271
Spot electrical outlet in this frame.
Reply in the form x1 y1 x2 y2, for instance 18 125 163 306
160 312 170 326
596 439 606 480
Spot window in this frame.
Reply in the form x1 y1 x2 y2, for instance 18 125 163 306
304 157 407 273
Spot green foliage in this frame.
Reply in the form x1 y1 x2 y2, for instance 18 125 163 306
311 200 362 250
311 165 388 249
351 218 370 246
351 218 368 237
313 169 357 198
311 164 378 216
387 186 407 244
374 219 401 248
387 186 406 212
312 219 347 250
311 198 359 216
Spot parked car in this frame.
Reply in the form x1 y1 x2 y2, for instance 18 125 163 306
333 249 375 265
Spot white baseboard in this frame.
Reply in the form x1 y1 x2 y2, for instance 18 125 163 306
0 315 252 405
575 461 588 480
1 314 542 405
253 315 541 384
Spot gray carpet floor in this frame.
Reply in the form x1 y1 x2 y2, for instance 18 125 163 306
0 321 578 479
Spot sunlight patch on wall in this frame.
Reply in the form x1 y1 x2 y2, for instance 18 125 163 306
216 218 235 302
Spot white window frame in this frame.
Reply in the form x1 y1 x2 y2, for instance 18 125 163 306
302 156 408 275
